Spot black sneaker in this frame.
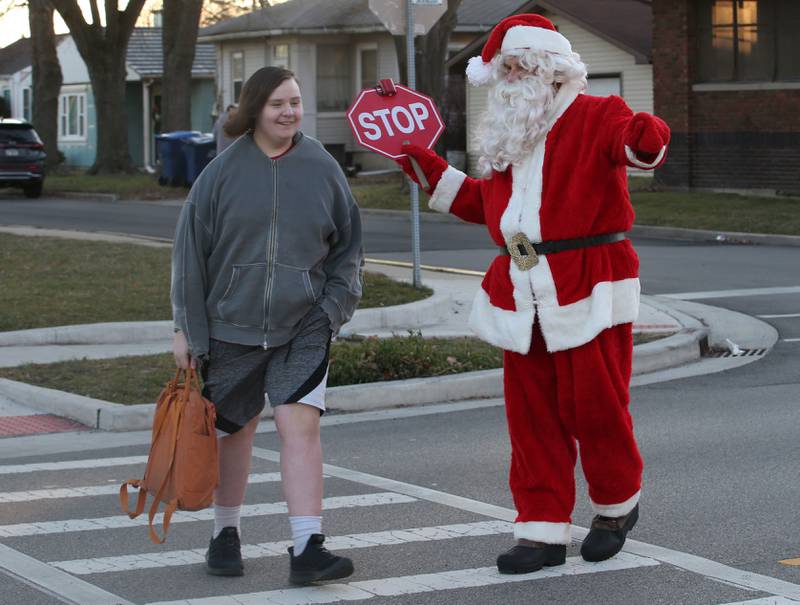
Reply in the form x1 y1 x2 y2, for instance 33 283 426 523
580 503 639 562
288 534 354 585
206 527 244 576
496 541 567 574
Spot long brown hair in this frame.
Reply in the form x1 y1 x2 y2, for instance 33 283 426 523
224 67 297 137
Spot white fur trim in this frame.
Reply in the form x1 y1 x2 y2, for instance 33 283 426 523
530 254 641 353
499 79 584 246
624 145 667 170
468 288 534 354
514 521 571 545
502 25 572 56
591 490 640 517
466 56 494 87
428 165 467 214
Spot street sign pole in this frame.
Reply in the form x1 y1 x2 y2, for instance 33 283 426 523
406 0 422 288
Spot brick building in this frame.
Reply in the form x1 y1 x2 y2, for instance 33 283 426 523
653 0 800 194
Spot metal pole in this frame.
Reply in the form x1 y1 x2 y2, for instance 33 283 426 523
406 0 422 288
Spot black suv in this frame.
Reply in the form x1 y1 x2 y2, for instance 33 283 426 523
0 119 46 198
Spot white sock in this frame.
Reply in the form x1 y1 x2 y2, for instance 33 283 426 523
289 515 321 556
213 504 241 539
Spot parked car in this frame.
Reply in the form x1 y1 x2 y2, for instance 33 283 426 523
0 119 46 198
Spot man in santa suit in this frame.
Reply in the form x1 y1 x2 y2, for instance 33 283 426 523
398 14 670 574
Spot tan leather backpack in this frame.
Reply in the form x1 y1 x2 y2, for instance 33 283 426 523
120 368 218 544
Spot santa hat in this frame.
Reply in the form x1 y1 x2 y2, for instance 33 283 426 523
466 14 572 86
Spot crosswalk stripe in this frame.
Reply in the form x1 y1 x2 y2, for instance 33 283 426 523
720 598 800 604
50 520 514 575
144 552 659 605
662 286 800 301
0 455 148 475
0 492 415 538
0 473 283 504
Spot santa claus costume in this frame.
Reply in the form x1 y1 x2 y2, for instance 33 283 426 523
398 14 670 573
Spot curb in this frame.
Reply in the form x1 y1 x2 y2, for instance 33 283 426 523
48 191 119 203
630 224 800 247
0 328 705 432
0 294 451 348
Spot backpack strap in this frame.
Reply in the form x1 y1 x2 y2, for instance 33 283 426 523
119 479 147 518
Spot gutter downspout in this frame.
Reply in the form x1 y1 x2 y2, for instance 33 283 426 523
143 79 154 172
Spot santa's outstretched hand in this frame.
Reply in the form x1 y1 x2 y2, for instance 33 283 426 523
397 144 448 194
623 112 670 166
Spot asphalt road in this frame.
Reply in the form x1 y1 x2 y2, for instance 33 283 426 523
1 193 799 603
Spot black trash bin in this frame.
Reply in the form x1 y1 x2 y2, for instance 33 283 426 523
156 131 199 186
182 134 216 186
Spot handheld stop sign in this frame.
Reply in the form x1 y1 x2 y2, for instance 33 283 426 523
346 78 444 190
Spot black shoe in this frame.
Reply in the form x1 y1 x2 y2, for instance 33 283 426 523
580 503 639 563
206 527 244 576
289 534 354 585
496 541 567 574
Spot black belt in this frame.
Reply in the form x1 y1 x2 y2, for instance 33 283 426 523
500 232 627 270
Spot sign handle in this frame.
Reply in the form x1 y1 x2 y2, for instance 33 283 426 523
403 139 430 191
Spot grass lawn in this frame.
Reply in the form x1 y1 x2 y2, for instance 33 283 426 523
45 172 188 200
0 234 430 332
0 332 658 404
631 190 800 235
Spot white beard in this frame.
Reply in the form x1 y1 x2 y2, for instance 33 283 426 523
476 75 557 176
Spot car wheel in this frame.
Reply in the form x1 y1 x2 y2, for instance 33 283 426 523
23 182 43 198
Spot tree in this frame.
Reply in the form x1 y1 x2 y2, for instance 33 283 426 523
28 0 63 170
160 0 203 132
394 0 464 154
49 0 146 174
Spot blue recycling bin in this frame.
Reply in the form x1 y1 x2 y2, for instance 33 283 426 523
156 131 199 186
182 134 216 186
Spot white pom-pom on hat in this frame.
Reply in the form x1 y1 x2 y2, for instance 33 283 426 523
466 56 494 87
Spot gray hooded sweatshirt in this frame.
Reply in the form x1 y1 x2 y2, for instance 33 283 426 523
171 131 363 359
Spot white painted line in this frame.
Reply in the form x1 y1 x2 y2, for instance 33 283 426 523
758 313 800 319
782 338 800 343
720 598 800 604
0 473 283 504
51 520 514 575
0 492 415 538
145 552 659 605
662 286 800 301
0 542 134 605
250 448 800 601
0 455 148 475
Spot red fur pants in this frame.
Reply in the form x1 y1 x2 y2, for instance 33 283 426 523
503 322 643 545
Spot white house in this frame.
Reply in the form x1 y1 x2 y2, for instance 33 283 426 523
200 0 655 173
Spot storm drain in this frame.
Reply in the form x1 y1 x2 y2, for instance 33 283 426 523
704 348 768 358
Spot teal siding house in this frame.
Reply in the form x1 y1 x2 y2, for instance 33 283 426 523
2 28 215 169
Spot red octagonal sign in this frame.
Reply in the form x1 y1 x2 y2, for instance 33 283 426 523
346 84 444 160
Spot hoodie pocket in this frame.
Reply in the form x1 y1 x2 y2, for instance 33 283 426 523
216 263 267 328
267 263 317 329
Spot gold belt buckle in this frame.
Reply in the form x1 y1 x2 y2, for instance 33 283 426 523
507 233 539 271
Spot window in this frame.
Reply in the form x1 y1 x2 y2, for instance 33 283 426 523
22 88 31 122
231 51 244 102
586 75 621 97
697 0 800 82
358 47 377 92
59 93 86 140
316 45 351 112
273 44 289 68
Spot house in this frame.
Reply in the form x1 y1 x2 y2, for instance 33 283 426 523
0 29 216 169
199 0 656 175
0 36 51 122
448 0 656 175
652 0 800 194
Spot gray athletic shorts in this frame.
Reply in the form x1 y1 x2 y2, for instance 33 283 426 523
201 305 332 434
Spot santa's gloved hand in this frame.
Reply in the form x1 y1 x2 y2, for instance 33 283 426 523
397 144 448 193
623 113 670 163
